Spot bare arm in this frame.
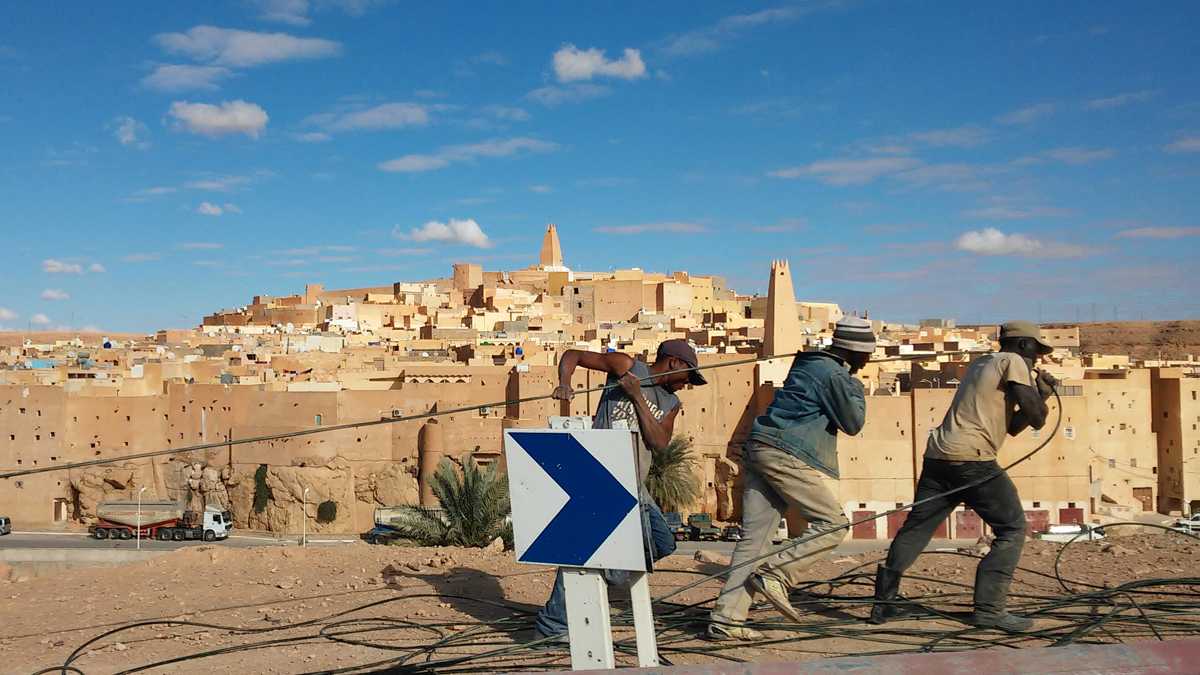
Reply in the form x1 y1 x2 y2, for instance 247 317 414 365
1006 381 1048 435
553 349 635 399
617 385 678 451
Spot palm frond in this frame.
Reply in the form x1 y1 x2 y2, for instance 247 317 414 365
646 435 701 513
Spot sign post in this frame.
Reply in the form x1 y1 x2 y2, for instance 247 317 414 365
505 429 659 669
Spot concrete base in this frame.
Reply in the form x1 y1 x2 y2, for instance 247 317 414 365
524 638 1200 674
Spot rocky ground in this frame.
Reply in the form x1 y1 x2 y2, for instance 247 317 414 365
1076 320 1200 361
1 528 1197 674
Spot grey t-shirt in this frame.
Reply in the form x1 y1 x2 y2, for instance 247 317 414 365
592 360 680 482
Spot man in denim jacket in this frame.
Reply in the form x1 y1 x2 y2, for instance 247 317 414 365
708 317 874 640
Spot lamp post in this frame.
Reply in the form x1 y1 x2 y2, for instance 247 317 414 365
301 487 310 547
136 486 147 551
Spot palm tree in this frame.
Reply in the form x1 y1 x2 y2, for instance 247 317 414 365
646 436 701 513
386 457 512 548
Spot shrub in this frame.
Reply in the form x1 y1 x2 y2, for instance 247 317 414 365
386 457 510 548
252 464 272 514
646 436 701 513
316 500 337 523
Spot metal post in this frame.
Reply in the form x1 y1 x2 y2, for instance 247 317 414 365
628 572 659 667
301 487 309 547
136 486 147 550
562 568 615 670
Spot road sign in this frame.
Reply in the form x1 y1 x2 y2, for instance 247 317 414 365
505 429 645 571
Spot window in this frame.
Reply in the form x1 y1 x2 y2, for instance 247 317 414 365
314 414 322 426
1130 458 1137 468
1033 501 1041 508
1068 502 1076 509
1108 458 1116 469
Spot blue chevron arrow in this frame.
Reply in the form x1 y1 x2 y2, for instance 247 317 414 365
509 431 638 566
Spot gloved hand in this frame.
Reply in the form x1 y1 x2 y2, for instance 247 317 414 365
1035 370 1058 399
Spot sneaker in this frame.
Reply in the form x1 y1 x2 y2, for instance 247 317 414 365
528 630 570 649
748 573 802 622
968 611 1034 633
706 623 764 641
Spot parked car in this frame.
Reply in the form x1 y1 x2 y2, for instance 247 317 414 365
1172 514 1200 534
0 516 10 536
664 511 690 542
1038 523 1105 543
688 513 722 542
771 518 788 544
721 525 743 542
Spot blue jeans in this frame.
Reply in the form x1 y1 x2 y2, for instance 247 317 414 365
534 496 677 637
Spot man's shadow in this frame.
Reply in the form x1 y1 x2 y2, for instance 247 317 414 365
382 564 544 640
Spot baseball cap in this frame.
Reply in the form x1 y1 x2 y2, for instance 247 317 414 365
999 320 1054 355
657 339 707 386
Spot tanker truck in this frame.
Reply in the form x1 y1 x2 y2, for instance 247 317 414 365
90 500 231 542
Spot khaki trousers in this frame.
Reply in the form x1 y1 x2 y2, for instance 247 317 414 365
711 441 849 625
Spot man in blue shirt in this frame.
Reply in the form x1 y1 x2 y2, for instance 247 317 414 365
708 317 874 640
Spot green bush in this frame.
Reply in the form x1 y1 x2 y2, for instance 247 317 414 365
252 464 272 514
386 457 511 548
647 436 701 513
316 500 337 523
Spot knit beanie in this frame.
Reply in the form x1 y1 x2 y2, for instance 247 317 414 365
831 317 876 354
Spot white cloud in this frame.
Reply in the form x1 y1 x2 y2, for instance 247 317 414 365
40 289 70 301
321 102 432 131
962 205 1073 220
660 7 809 57
184 173 260 191
1115 226 1200 239
397 218 492 248
88 263 106 273
223 202 242 213
379 247 433 256
293 131 331 142
379 136 559 173
893 163 990 192
141 64 232 92
527 83 611 106
1085 90 1157 110
253 0 312 26
0 308 16 321
121 253 161 263
110 116 150 149
179 242 224 250
955 227 1094 258
553 44 646 82
997 102 1057 125
30 313 51 326
908 125 990 148
42 259 83 274
594 222 707 234
1165 135 1200 154
529 184 552 193
128 186 177 201
483 104 530 121
169 100 268 138
197 201 224 216
154 25 341 68
1043 147 1115 165
769 157 921 186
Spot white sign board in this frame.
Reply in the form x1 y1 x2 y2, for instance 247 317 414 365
504 429 645 571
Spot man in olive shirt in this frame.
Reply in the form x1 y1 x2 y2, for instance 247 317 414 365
869 321 1057 632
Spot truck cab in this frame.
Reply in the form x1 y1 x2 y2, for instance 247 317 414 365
203 506 231 540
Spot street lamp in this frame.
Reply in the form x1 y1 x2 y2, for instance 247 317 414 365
301 487 310 547
136 486 148 551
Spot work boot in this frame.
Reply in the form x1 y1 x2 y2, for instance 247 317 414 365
867 565 905 624
706 623 764 641
967 611 1034 633
748 572 802 622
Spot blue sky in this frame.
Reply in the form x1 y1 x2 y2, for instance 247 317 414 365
1 1 1198 332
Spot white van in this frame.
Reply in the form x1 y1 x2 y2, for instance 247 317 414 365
771 518 788 544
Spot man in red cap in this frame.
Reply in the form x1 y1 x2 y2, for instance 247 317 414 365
533 339 706 641
869 320 1058 632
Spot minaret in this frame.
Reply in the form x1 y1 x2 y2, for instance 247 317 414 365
539 223 563 269
763 259 802 357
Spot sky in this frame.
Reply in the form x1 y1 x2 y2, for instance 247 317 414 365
1 1 1198 333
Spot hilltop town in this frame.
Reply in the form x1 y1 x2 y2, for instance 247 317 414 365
1 225 1198 539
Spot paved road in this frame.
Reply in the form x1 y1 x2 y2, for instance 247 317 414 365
0 532 359 550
